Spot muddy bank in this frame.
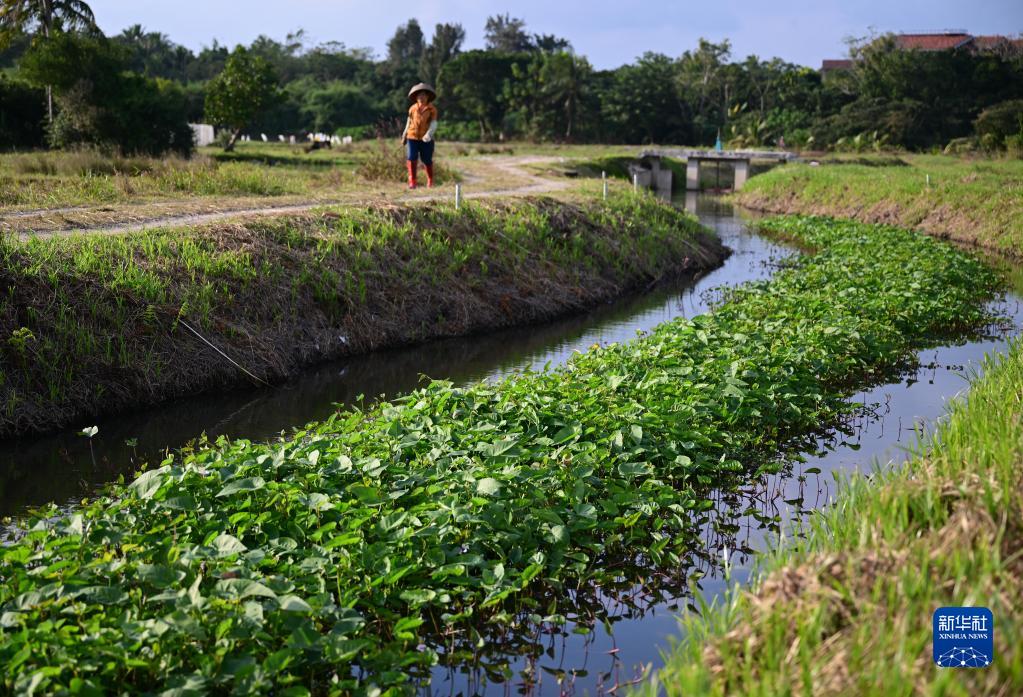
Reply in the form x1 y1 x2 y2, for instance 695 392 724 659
0 195 724 438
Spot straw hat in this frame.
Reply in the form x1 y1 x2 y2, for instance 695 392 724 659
407 82 437 102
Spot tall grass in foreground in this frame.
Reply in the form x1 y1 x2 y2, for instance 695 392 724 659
646 339 1023 696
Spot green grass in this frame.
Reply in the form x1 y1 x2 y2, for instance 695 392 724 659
0 143 408 209
646 335 1023 696
0 215 1002 694
737 153 1023 257
0 193 718 438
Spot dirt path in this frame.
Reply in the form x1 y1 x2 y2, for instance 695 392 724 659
4 156 573 240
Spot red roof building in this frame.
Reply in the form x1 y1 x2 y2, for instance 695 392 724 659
820 31 1022 72
894 33 974 51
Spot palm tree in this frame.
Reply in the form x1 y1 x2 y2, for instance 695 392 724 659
0 0 98 122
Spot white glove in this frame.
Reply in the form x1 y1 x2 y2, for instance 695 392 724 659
423 120 437 143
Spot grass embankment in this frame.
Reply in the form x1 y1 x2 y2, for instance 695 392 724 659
648 343 1023 695
0 216 1001 694
736 154 1023 257
0 194 721 438
0 142 463 211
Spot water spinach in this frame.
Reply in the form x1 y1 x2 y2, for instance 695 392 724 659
0 215 1002 694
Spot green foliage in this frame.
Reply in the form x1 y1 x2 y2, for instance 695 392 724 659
0 213 1001 692
0 195 707 437
737 154 1023 256
649 317 1023 697
602 52 690 144
484 13 532 53
204 47 280 151
18 31 193 155
438 50 525 140
0 0 96 42
974 99 1023 150
506 51 594 141
419 22 465 85
293 79 379 134
0 74 45 149
815 35 1023 150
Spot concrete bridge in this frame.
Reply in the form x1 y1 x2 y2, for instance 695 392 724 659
634 148 798 192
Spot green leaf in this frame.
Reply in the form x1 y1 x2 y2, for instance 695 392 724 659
130 467 168 500
278 595 313 612
211 534 247 557
215 578 277 599
216 477 266 497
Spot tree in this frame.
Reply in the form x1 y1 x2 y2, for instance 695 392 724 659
676 39 732 143
204 47 280 151
604 53 688 144
114 24 193 81
506 51 592 140
0 73 45 148
533 33 571 54
484 14 532 53
19 31 192 154
0 0 97 121
299 79 379 133
419 22 464 84
386 19 424 69
439 50 523 139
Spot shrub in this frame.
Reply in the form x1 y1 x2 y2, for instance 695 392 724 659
0 76 46 150
974 99 1023 148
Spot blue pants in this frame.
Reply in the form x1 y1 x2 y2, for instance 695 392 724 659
406 139 434 165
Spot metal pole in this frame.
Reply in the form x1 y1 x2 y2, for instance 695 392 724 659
633 173 638 193
602 171 608 200
455 184 462 210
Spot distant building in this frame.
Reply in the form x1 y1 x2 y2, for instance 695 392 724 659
820 31 1023 73
189 123 216 147
821 59 854 76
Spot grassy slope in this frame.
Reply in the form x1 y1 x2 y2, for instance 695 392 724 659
736 154 1023 257
0 194 721 438
646 229 1023 696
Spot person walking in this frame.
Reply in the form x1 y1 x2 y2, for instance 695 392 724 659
400 82 438 189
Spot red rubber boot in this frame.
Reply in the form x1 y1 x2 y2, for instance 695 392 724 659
424 164 435 188
407 160 418 189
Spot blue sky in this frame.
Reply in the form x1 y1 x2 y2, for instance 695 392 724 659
92 1 1022 69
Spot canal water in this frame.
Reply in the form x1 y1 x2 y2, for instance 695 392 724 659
1 195 1019 695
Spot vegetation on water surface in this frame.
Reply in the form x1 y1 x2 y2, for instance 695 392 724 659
647 337 1023 696
0 193 719 438
0 215 1003 693
737 154 1023 257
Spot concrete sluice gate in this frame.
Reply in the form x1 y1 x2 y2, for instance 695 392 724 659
634 148 798 193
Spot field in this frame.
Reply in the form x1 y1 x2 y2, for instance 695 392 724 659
0 214 1006 693
0 142 643 236
1 143 1021 694
736 154 1023 257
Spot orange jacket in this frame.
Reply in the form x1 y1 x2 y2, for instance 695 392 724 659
406 103 438 140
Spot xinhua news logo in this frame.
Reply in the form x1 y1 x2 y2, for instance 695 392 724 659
933 607 994 668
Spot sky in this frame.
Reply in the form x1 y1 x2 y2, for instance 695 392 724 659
91 0 1023 69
